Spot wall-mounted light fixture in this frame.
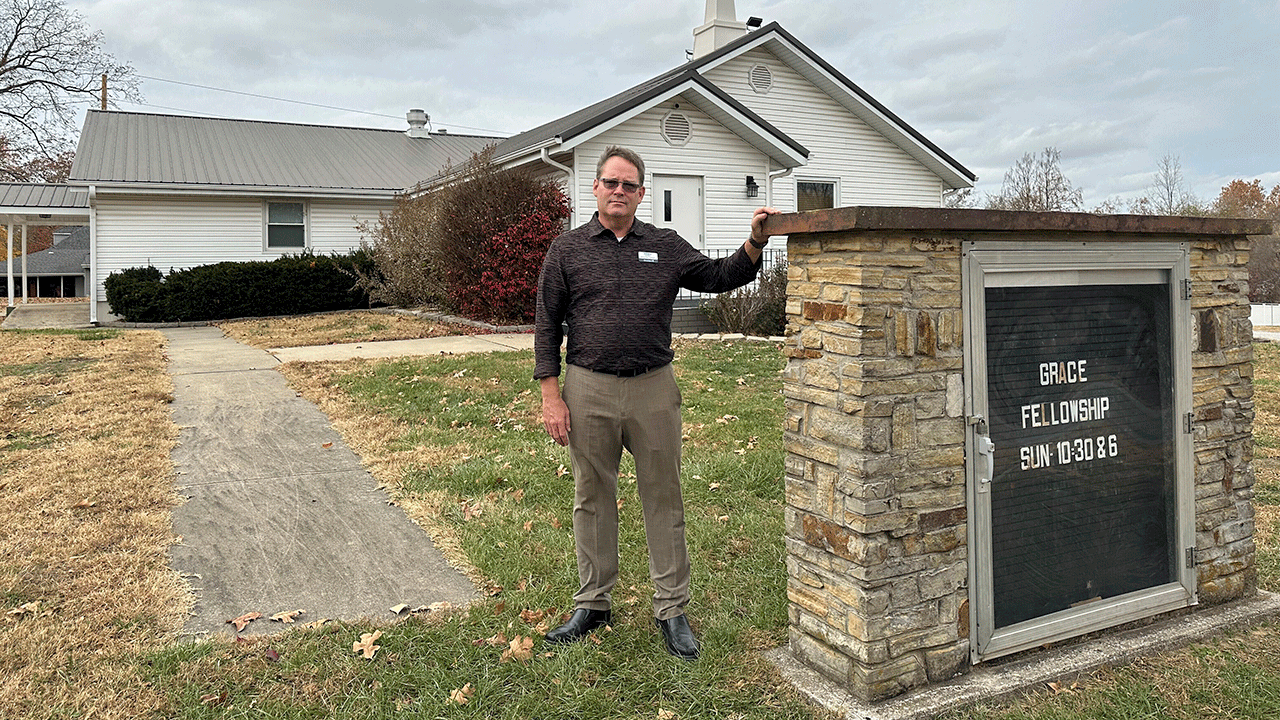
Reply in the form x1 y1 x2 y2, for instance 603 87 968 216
746 17 763 29
745 176 759 198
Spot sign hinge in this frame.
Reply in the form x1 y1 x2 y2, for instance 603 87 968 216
1184 412 1194 434
1185 547 1196 569
1182 278 1193 300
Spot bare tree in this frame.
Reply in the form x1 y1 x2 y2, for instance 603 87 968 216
0 0 140 172
1148 153 1204 215
943 186 979 208
986 147 1083 212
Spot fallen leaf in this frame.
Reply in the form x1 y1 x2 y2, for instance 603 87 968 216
72 498 96 509
501 635 534 663
227 612 262 632
708 482 721 491
390 604 409 615
657 710 677 720
523 520 534 532
474 631 507 647
717 515 729 523
616 498 625 510
550 517 563 529
301 618 329 630
556 464 569 477
519 608 547 624
353 630 383 659
270 609 305 623
427 601 453 612
264 648 281 663
448 683 475 705
322 441 333 449
200 692 228 707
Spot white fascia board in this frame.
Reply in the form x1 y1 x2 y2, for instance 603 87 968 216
704 33 974 189
556 80 806 168
0 207 91 215
81 183 399 200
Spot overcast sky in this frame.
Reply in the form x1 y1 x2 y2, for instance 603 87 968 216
70 0 1279 208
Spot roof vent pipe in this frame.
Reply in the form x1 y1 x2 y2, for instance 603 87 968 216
406 109 431 138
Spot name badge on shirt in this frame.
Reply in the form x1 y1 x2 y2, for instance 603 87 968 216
638 251 658 263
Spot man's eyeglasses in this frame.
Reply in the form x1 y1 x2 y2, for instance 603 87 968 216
598 177 642 194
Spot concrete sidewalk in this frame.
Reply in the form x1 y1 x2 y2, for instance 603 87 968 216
266 331 534 362
164 326 481 636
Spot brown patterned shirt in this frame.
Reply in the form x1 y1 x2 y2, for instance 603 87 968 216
534 213 761 379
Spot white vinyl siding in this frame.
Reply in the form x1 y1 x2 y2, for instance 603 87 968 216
91 194 391 317
702 47 946 208
570 99 770 253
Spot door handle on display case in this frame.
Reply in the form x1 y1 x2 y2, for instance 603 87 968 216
976 435 995 492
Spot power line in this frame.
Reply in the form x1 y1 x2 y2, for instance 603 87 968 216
136 74 511 135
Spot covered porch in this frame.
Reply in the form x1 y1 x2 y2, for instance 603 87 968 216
2 184 92 321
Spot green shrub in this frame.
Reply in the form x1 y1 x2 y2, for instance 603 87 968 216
104 251 372 322
102 265 165 322
701 258 788 337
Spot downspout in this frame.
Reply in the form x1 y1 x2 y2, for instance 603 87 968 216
767 166 794 210
540 147 576 224
88 186 98 325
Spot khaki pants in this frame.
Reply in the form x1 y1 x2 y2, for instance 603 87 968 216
562 363 688 620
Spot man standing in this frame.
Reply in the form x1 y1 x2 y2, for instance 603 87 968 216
534 146 778 660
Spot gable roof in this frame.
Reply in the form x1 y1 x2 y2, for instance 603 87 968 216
68 110 501 197
491 66 808 169
491 22 974 189
0 226 88 276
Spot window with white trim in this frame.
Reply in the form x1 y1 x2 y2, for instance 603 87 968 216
266 201 307 249
797 180 836 212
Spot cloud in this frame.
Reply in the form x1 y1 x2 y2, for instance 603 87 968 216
65 0 1278 204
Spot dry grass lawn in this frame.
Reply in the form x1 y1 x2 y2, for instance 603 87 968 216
218 310 492 349
0 329 189 720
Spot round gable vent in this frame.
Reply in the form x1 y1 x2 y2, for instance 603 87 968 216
661 111 692 146
749 64 773 94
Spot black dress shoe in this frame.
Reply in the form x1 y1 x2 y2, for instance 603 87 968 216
544 608 611 644
655 614 699 660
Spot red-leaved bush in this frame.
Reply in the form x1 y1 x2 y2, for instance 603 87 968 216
448 184 571 322
356 149 571 323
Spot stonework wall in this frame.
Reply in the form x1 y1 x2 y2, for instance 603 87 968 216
1190 237 1257 603
782 232 969 701
772 208 1264 704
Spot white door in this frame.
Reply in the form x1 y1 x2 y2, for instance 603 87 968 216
651 175 704 249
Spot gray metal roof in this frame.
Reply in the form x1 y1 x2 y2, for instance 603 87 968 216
69 111 501 194
0 183 89 210
491 22 974 185
0 226 88 276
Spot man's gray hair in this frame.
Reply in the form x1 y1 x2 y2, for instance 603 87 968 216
596 146 646 184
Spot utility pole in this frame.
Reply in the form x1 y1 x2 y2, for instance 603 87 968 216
101 74 107 110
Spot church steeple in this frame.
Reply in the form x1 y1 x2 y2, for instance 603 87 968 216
692 0 748 59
